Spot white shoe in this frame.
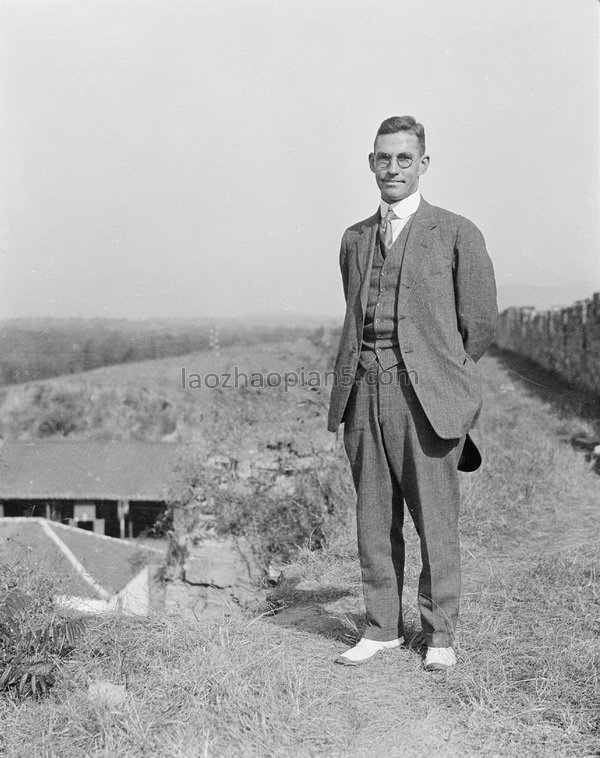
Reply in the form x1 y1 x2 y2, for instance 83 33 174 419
335 637 403 666
424 646 456 671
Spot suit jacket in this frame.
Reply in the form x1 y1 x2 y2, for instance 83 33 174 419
327 198 498 439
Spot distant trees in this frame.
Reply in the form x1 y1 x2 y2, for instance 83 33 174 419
0 319 312 387
0 321 209 386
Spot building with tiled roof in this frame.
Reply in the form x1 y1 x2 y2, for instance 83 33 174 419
0 440 182 538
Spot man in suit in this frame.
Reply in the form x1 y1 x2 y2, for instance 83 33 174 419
328 116 497 670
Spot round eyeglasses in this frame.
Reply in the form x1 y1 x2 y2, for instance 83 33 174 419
374 152 415 170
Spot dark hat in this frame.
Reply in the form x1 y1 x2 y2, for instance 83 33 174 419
458 434 482 472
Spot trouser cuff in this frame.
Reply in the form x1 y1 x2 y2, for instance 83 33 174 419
362 626 404 642
423 632 454 648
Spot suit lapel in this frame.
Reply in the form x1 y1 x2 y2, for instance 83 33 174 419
398 199 438 309
356 212 379 314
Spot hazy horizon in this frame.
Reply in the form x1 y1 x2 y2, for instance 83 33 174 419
1 0 598 320
2 274 600 326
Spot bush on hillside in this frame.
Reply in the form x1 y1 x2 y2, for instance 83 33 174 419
0 382 177 440
0 563 85 699
164 446 355 568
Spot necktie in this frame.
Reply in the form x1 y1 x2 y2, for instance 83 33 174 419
379 208 397 256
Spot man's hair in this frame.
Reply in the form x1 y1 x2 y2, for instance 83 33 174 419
375 116 426 155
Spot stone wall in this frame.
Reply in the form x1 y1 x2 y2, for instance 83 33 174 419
494 292 600 395
161 536 266 619
153 440 346 620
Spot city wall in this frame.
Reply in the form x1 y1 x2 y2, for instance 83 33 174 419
494 292 600 396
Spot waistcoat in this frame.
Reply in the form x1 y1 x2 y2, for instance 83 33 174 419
360 216 414 370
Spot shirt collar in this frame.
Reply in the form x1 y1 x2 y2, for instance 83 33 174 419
380 190 421 220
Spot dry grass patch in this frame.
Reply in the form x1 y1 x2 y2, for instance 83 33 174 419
0 611 363 758
450 545 600 756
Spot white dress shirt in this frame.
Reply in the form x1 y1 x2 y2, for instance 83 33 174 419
380 190 421 245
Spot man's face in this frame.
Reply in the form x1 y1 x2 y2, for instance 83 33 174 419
369 132 430 204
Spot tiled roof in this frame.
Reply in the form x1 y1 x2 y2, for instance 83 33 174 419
0 440 182 500
0 518 164 598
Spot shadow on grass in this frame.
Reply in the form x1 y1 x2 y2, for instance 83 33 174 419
490 346 600 434
264 579 363 642
263 579 426 650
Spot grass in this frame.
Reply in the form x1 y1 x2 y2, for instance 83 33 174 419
0 607 479 757
0 336 333 452
1 349 600 756
0 609 370 757
450 546 600 756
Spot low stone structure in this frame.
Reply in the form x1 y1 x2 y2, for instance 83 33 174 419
495 292 600 395
156 440 345 619
162 537 266 619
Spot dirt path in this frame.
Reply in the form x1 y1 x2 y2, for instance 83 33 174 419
266 352 600 757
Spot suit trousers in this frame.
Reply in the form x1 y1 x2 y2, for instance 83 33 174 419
343 362 464 647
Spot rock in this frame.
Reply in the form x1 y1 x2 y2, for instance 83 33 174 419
234 536 264 584
184 537 261 587
237 459 253 479
207 454 236 468
267 563 284 585
165 581 237 619
88 681 127 708
160 536 266 619
293 456 316 470
253 455 281 471
271 474 296 496
164 579 266 620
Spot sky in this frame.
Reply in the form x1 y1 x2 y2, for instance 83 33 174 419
0 0 598 320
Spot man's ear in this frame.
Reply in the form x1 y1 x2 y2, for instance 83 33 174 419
368 152 376 173
418 154 430 176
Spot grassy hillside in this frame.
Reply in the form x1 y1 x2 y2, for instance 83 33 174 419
1 348 599 756
0 332 335 450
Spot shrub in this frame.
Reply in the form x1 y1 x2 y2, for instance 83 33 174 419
165 447 355 567
0 565 85 699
